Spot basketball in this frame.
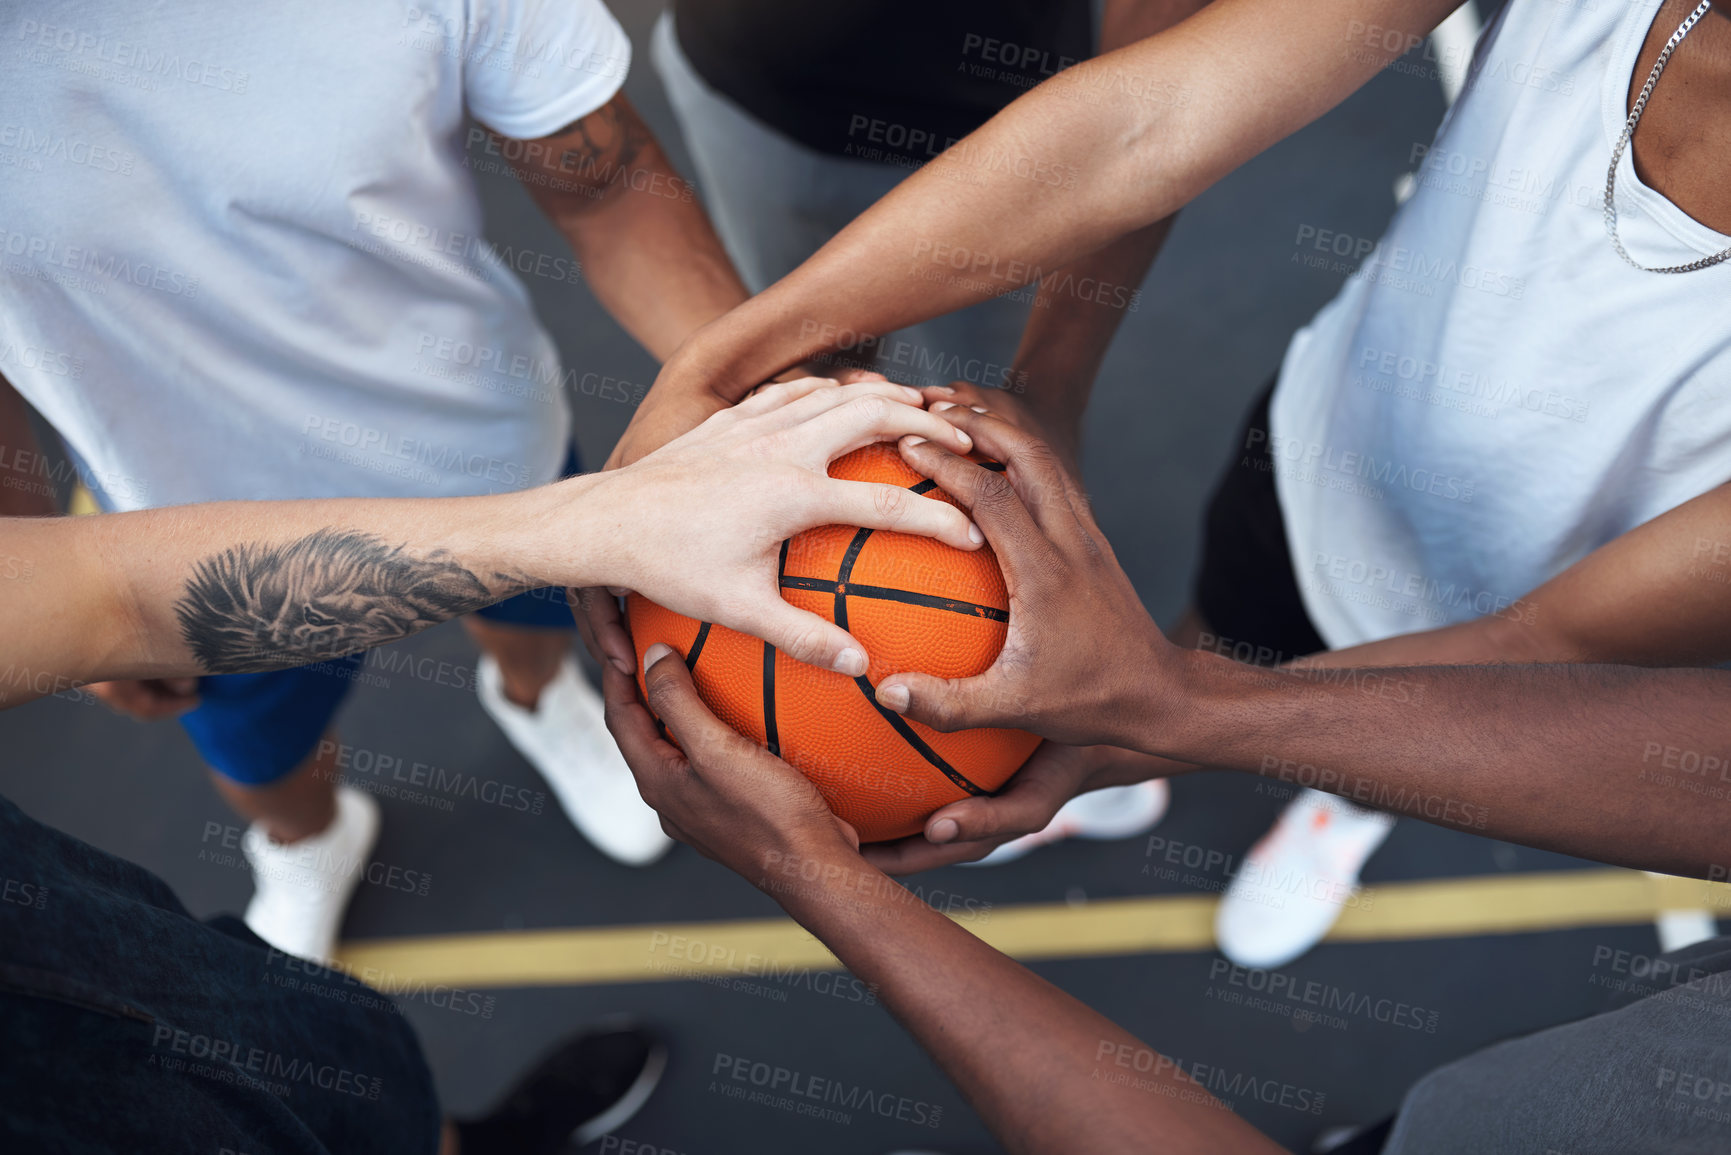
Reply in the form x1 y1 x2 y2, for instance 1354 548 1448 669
628 442 1040 842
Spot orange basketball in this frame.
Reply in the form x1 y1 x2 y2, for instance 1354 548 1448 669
628 442 1039 842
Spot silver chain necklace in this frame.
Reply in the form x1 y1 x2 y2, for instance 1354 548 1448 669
1603 0 1731 273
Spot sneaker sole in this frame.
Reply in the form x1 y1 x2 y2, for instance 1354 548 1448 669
570 1039 668 1147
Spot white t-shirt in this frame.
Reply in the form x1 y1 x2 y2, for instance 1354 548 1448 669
1272 0 1731 648
0 0 630 510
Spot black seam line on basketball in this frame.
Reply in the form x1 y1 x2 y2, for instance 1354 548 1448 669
762 539 788 758
835 527 874 605
833 526 990 798
684 622 712 672
780 576 1009 624
905 459 999 495
763 642 780 758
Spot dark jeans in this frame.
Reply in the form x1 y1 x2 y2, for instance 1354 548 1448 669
0 796 441 1154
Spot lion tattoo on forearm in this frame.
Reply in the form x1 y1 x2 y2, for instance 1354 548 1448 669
174 529 522 673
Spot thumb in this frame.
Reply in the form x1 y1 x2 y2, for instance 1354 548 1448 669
746 601 871 678
569 586 632 676
831 368 889 385
923 744 1083 844
874 670 996 733
641 643 738 750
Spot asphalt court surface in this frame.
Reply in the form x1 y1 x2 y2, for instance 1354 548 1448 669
4 2 1720 1152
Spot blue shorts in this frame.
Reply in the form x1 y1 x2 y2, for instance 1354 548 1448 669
182 449 581 786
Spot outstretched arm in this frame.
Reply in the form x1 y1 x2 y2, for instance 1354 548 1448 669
657 0 1462 401
608 649 1285 1155
989 0 1213 457
1158 656 1731 880
0 382 978 707
867 418 1731 872
870 409 1731 881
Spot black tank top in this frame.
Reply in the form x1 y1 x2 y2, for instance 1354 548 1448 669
672 0 1093 160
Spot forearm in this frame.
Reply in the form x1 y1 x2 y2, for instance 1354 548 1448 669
660 63 1175 396
996 0 1210 444
662 0 1455 396
0 481 598 703
1006 218 1173 449
768 846 1278 1154
555 143 748 362
1162 485 1731 791
1156 652 1731 878
1094 547 1719 795
499 96 750 366
1296 483 1731 671
1084 600 1539 792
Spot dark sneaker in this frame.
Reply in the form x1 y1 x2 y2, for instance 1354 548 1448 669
455 1020 667 1154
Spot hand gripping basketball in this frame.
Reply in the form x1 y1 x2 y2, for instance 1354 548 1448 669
626 441 1041 842
603 645 862 878
874 405 1176 752
573 377 980 682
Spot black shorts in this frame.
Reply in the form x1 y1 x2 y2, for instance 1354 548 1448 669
1192 383 1328 664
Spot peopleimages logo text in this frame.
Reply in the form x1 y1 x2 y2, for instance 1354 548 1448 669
17 20 250 92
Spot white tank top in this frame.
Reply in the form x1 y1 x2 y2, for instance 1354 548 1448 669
1271 0 1731 648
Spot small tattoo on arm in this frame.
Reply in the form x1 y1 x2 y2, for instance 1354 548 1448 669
174 529 523 673
554 101 651 181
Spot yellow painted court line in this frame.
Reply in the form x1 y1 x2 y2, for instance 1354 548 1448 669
335 870 1731 990
340 917 841 989
1329 870 1731 941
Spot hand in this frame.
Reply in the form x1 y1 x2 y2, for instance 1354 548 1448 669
604 643 860 877
574 379 732 669
89 677 201 720
862 741 1096 872
576 370 889 666
873 406 1178 750
919 381 1081 470
605 368 894 473
861 743 1197 874
572 377 980 680
603 384 729 475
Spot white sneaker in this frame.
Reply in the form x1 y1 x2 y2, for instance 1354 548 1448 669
243 785 380 964
1655 908 1720 953
1647 871 1720 952
1215 788 1394 969
478 655 672 867
962 780 1170 867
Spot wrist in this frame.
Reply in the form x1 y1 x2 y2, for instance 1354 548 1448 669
481 474 612 591
1014 389 1081 443
1128 646 1251 764
750 838 879 917
663 314 774 405
650 352 736 407
1000 367 1085 453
